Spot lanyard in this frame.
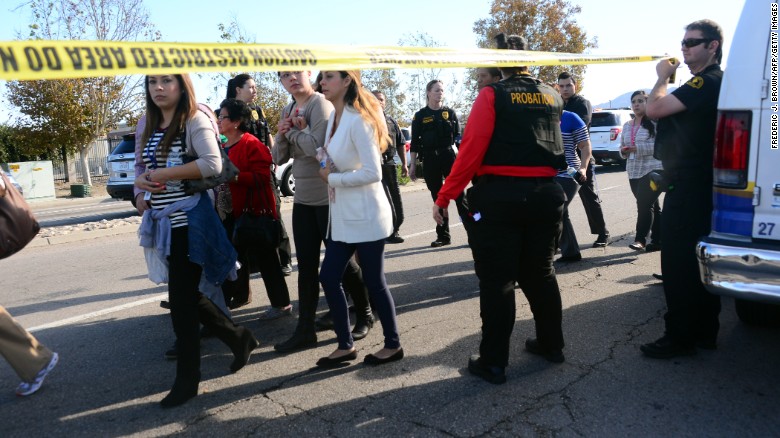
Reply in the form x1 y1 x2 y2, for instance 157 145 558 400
630 119 641 146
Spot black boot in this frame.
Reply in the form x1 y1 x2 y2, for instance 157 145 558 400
342 261 373 341
196 294 258 373
352 312 374 341
275 281 318 352
160 372 200 408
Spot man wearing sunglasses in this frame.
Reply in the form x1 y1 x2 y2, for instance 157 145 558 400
641 19 724 359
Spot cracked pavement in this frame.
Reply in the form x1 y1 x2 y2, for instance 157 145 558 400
2 171 779 437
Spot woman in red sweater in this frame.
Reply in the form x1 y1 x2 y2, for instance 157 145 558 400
218 98 291 318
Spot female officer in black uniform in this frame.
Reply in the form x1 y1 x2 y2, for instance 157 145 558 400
410 80 468 247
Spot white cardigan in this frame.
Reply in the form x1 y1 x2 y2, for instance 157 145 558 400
325 106 393 243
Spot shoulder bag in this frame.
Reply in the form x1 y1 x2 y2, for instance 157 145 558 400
233 174 280 249
181 108 239 195
0 172 40 259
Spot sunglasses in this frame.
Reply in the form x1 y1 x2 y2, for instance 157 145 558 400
681 38 712 48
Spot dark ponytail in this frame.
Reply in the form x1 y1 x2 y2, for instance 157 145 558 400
226 73 252 99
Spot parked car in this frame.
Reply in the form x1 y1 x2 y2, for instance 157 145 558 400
106 133 136 201
392 127 412 166
275 160 294 197
3 170 23 196
589 109 634 167
696 1 780 326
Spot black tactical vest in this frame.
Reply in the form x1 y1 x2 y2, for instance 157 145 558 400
482 75 565 170
417 106 456 151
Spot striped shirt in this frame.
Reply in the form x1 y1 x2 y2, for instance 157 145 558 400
620 119 663 179
142 129 191 228
557 111 589 177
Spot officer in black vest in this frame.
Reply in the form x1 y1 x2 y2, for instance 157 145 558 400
410 80 468 247
432 33 567 384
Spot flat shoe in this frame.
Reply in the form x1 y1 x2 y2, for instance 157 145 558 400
316 350 358 368
363 348 404 365
629 242 645 251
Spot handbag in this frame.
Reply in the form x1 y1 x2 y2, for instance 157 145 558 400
180 110 239 195
182 144 239 195
233 174 280 248
0 172 40 259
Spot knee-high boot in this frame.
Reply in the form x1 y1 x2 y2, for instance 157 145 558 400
196 294 258 373
343 260 373 340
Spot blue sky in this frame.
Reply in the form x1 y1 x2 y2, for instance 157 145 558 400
0 0 746 118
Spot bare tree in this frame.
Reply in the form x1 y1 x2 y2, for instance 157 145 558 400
6 0 158 185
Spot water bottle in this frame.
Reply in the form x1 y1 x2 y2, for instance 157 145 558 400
567 166 586 185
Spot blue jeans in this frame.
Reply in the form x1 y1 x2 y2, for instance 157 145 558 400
319 239 400 350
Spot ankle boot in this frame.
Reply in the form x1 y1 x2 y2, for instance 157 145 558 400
352 312 374 341
161 371 200 408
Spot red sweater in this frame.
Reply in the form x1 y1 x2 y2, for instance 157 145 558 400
227 132 276 219
435 87 557 209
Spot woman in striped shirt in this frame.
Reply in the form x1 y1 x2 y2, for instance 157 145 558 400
620 90 663 252
135 74 258 408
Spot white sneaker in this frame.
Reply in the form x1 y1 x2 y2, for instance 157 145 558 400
16 352 59 396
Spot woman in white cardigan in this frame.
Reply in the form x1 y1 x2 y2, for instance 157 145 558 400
315 70 403 368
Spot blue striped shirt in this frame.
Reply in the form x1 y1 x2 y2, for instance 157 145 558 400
557 111 589 177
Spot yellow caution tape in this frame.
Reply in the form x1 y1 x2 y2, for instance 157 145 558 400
0 40 669 81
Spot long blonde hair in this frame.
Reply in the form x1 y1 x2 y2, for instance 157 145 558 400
338 71 390 152
142 74 197 153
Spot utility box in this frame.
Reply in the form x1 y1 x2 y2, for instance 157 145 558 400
3 161 56 201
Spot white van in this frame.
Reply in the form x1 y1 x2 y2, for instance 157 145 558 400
696 1 780 325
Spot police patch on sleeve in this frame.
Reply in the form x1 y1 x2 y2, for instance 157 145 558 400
686 76 704 89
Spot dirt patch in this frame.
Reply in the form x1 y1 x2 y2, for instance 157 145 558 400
55 176 109 199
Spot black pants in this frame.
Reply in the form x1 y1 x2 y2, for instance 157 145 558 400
423 151 468 241
381 161 404 235
291 203 370 333
168 227 246 386
628 175 662 245
577 160 609 236
273 180 292 266
555 176 581 258
661 178 721 346
222 215 290 309
466 178 565 367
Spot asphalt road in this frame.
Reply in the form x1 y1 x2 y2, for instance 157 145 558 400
1 168 779 437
